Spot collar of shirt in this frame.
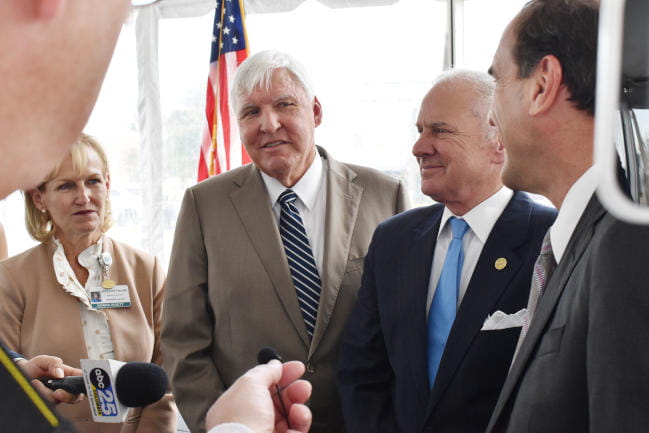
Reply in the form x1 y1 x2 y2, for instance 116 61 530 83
438 186 514 242
427 186 514 314
550 165 598 263
52 237 104 308
261 149 324 213
51 237 115 360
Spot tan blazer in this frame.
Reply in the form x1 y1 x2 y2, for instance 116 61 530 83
0 237 176 433
162 146 409 433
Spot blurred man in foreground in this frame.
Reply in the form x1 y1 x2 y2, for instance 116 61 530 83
0 0 132 407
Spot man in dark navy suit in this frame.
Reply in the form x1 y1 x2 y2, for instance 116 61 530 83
337 69 556 433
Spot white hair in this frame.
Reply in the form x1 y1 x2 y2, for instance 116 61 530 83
230 50 315 114
432 69 496 140
433 69 494 108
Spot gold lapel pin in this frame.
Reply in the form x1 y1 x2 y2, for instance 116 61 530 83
495 257 507 271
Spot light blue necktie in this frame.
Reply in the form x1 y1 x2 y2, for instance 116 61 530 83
427 217 469 388
278 189 321 338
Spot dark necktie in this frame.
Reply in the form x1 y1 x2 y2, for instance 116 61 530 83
278 189 321 338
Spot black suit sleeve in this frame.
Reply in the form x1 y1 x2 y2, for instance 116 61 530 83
337 228 400 433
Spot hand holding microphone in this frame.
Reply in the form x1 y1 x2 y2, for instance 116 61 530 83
39 360 168 423
17 355 84 405
205 347 312 433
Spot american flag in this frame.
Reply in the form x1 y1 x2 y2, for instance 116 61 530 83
198 0 250 181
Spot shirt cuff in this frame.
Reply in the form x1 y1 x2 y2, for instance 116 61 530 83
207 423 256 433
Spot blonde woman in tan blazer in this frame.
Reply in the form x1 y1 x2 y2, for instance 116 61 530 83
0 134 175 433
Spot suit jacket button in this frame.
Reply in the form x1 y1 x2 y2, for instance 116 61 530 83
306 363 316 374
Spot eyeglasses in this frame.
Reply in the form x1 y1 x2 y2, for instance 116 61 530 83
131 0 158 6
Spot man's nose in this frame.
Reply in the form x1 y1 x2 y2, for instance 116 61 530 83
259 109 280 133
412 135 434 158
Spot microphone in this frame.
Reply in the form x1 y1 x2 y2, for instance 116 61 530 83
257 347 282 364
256 347 290 428
41 361 167 424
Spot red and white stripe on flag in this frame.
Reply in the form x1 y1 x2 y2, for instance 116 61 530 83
198 0 250 182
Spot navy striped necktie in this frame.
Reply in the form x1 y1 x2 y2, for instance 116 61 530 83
278 189 321 338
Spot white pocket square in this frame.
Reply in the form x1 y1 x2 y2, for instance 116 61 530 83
480 308 528 331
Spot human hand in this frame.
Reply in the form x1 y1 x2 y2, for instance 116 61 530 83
17 355 84 405
205 360 312 433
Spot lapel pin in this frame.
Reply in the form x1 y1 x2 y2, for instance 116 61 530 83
495 257 507 270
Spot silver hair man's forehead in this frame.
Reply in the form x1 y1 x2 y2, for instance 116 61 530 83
432 69 495 99
231 50 315 113
431 69 495 118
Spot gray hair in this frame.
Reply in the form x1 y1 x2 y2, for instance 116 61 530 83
433 69 496 139
231 50 315 114
433 69 494 109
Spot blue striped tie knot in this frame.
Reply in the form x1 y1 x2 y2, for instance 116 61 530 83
278 189 321 338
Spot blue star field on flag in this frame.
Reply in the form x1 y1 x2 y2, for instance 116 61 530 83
211 0 247 60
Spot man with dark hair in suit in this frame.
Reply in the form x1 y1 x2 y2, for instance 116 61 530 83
162 50 409 433
336 69 556 433
486 1 649 432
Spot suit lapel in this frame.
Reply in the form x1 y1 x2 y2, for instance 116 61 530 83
230 165 311 348
403 206 444 410
426 192 531 416
488 195 606 429
310 148 362 356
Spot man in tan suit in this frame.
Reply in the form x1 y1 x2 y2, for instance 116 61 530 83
162 50 409 433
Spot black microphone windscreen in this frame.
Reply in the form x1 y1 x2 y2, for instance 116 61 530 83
114 362 168 407
257 347 282 364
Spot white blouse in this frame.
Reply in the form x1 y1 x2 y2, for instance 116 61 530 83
52 237 115 360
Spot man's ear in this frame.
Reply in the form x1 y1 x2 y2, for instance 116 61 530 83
487 125 505 164
493 135 505 164
36 0 65 20
527 54 563 116
313 96 323 127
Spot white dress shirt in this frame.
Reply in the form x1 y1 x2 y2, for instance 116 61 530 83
426 187 514 316
261 151 327 276
549 165 599 263
52 237 115 360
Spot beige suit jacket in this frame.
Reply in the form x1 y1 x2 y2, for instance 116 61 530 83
0 237 176 433
162 146 409 433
